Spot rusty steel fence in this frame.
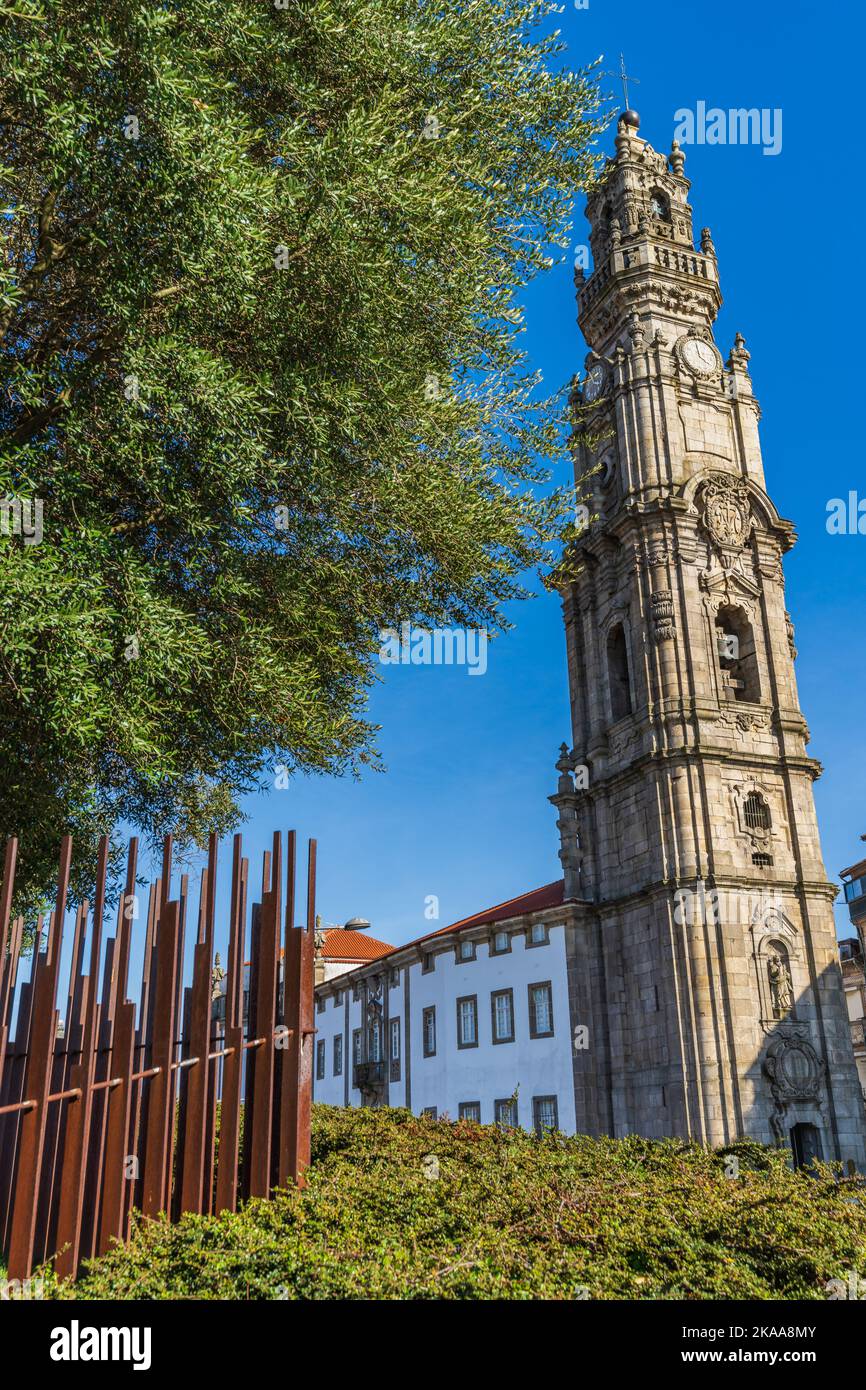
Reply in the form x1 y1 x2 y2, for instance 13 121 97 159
0 828 315 1282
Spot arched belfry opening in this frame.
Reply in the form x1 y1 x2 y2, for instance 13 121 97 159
715 605 761 703
607 623 633 722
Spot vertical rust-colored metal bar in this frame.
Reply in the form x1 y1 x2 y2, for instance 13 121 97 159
0 840 19 1258
0 839 20 1099
0 917 36 1253
282 838 316 1190
296 839 316 1187
278 831 297 1188
247 834 281 1198
214 835 244 1215
160 834 173 909
6 834 72 1281
55 836 109 1278
179 837 217 1214
113 837 139 1022
141 899 180 1218
88 834 138 1252
0 911 23 1087
0 838 18 1020
126 879 157 1226
97 999 135 1254
39 897 88 1263
169 872 189 1213
201 838 219 1214
241 899 262 1202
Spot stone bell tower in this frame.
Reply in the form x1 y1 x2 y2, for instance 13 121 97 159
552 109 866 1164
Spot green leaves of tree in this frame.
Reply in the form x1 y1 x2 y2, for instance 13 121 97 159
0 0 605 907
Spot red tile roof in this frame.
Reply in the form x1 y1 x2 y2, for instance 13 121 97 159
314 880 566 986
320 927 394 962
421 880 565 945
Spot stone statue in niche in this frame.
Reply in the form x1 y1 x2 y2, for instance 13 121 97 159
767 950 793 1019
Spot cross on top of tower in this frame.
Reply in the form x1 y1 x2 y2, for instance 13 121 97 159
602 54 640 128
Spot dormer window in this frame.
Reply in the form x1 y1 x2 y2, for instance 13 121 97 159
650 191 670 220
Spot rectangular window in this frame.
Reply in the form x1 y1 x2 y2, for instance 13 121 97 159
333 1033 343 1077
457 939 476 962
423 1005 436 1057
528 921 549 947
334 989 343 1007
352 1027 362 1064
459 1101 481 1123
495 1097 518 1128
316 1039 325 1080
456 995 478 1048
533 1095 559 1136
389 967 400 988
528 981 554 1038
491 988 515 1044
390 1017 401 1082
422 952 435 974
316 995 325 1015
491 929 510 955
422 1107 438 1120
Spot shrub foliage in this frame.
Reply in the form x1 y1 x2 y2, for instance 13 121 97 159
40 1105 866 1300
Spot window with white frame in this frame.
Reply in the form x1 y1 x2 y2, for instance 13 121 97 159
528 981 554 1038
368 1016 382 1062
456 995 478 1048
389 1017 400 1082
533 1095 559 1135
459 1101 481 1122
423 1005 436 1057
491 988 514 1044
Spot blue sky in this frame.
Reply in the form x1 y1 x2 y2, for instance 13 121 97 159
134 0 864 955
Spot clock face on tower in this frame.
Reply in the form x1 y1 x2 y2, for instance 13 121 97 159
583 362 605 402
677 335 720 378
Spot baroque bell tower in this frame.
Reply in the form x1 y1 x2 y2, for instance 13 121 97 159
551 109 866 1164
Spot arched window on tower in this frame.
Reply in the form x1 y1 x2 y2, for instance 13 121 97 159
715 606 761 703
607 623 633 722
650 189 670 221
744 792 771 832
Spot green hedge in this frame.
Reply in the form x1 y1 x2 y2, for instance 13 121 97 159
40 1105 866 1300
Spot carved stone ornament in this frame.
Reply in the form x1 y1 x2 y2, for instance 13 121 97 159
716 706 769 734
650 588 676 641
701 475 751 550
762 1027 824 1107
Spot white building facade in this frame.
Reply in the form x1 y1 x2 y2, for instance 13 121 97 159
312 884 577 1135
